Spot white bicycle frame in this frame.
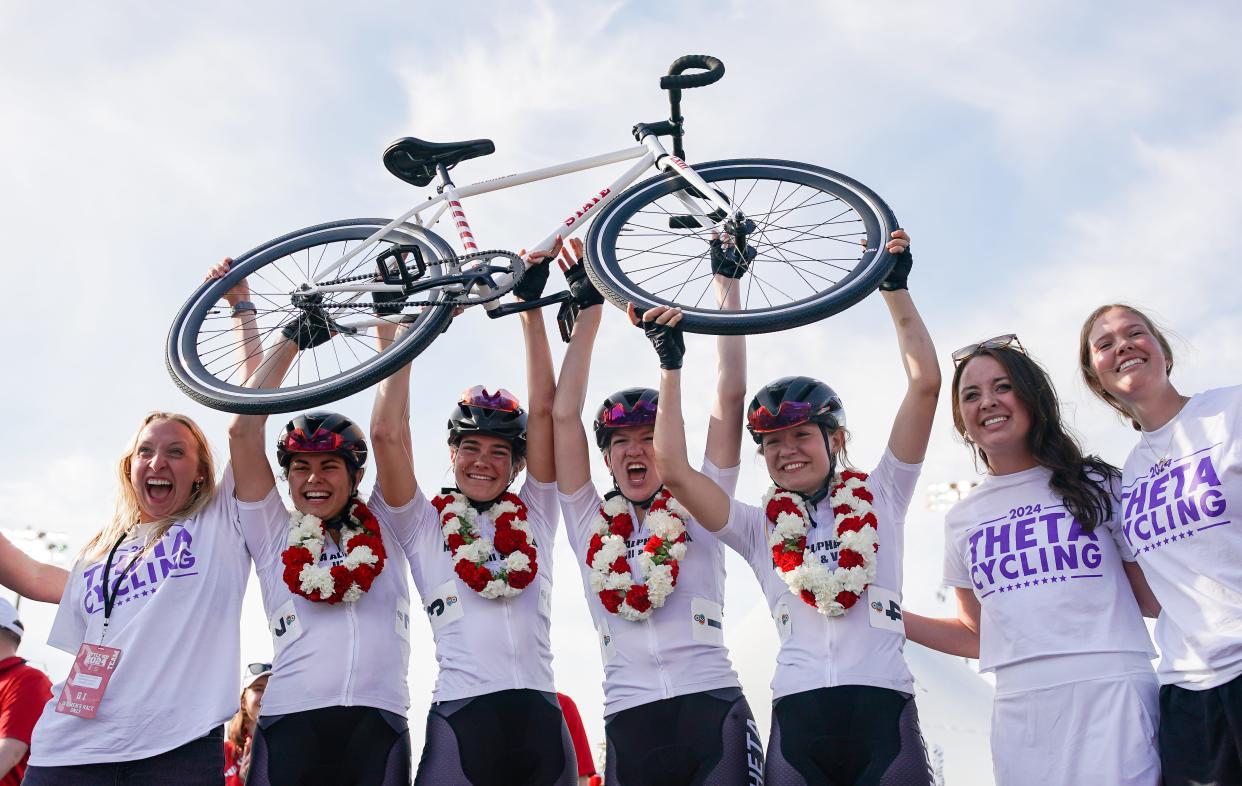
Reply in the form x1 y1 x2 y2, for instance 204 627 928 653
312 134 736 330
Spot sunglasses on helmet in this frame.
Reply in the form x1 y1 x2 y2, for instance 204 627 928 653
460 385 521 413
951 334 1026 367
747 401 814 434
284 429 347 453
600 399 657 429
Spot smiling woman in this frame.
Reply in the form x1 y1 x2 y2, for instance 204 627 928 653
22 411 255 784
1081 304 1242 786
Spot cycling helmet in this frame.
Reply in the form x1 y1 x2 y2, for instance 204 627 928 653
276 411 369 470
593 387 659 450
447 385 528 459
746 376 846 444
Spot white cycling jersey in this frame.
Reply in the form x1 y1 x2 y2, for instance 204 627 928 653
236 482 415 717
401 477 560 702
559 459 743 716
717 449 919 700
1118 384 1242 688
942 465 1155 673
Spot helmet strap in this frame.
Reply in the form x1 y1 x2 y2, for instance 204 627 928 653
610 475 661 510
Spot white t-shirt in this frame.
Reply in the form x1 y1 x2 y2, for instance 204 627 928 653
717 450 920 700
29 469 251 766
236 483 414 717
1118 385 1242 688
942 465 1155 673
559 460 743 716
401 478 560 703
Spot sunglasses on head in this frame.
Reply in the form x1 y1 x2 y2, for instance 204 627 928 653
951 334 1026 367
245 662 272 675
461 385 521 413
600 400 657 429
747 401 814 434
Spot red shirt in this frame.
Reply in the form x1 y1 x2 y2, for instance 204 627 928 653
556 692 596 777
223 738 244 786
0 657 52 786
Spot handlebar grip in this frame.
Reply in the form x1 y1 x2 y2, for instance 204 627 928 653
660 55 725 90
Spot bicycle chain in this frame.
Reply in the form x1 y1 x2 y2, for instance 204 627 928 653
313 249 525 309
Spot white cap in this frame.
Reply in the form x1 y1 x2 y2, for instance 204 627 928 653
242 661 272 691
0 598 24 642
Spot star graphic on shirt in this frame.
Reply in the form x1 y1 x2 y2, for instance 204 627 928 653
1023 581 1031 587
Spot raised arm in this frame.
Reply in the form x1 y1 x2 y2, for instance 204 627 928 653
704 237 747 469
0 532 67 603
370 319 417 506
514 242 560 484
643 306 733 532
903 588 982 659
878 231 941 464
550 239 605 495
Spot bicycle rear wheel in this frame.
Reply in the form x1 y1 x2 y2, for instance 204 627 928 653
167 218 455 414
585 159 898 335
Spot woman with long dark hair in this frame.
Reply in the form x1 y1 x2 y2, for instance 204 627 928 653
904 336 1160 785
1081 303 1242 786
648 231 940 784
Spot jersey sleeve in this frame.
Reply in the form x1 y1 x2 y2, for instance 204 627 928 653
1100 473 1137 561
367 481 424 550
519 476 562 547
715 498 766 565
558 482 603 561
46 561 88 654
700 458 741 497
233 481 290 570
0 667 51 744
870 449 923 526
556 693 597 776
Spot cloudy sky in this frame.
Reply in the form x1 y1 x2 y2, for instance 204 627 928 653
3 1 1240 781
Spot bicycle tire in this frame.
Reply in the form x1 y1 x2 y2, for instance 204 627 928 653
167 218 456 414
585 158 898 335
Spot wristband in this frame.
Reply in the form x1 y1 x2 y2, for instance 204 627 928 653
231 300 256 318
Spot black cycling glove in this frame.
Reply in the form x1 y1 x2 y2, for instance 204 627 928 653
372 289 407 316
564 256 605 309
879 247 912 292
640 315 686 370
512 257 551 301
710 237 753 278
281 309 335 350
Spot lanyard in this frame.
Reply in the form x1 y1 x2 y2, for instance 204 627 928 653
100 532 143 642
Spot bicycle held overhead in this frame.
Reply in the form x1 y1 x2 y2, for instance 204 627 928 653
167 54 900 414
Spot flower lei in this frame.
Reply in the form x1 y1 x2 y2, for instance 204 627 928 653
281 499 387 604
764 470 878 616
431 491 538 599
586 488 689 621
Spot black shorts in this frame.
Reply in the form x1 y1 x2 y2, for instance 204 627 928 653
414 689 576 786
22 728 223 786
766 685 933 786
248 705 411 786
1159 670 1242 786
604 687 764 786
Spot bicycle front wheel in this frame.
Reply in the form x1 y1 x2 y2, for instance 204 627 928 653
585 159 898 335
167 218 455 414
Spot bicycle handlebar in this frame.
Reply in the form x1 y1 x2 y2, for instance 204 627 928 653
660 55 725 90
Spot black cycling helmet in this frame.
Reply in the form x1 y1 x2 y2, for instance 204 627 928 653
593 387 659 450
746 376 846 444
276 411 369 470
447 386 528 459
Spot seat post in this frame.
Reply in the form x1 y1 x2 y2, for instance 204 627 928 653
435 162 455 192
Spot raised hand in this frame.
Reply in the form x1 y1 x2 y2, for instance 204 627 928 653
629 303 685 370
878 229 912 292
559 237 605 309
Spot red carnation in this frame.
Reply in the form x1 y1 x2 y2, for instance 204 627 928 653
836 590 859 609
837 516 864 534
609 557 630 574
447 533 466 552
455 559 479 585
669 561 680 583
494 510 516 528
610 514 633 539
861 512 878 528
625 585 652 613
518 543 537 563
837 549 864 569
767 497 801 520
509 568 535 589
800 589 818 607
833 504 851 517
852 487 875 504
645 536 664 554
772 545 805 572
599 590 623 613
494 527 524 554
431 496 449 513
841 470 868 482
353 565 378 591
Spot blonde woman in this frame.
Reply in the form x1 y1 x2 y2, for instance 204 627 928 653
23 410 260 784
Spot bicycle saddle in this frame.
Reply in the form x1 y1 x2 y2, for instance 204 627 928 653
383 137 495 187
